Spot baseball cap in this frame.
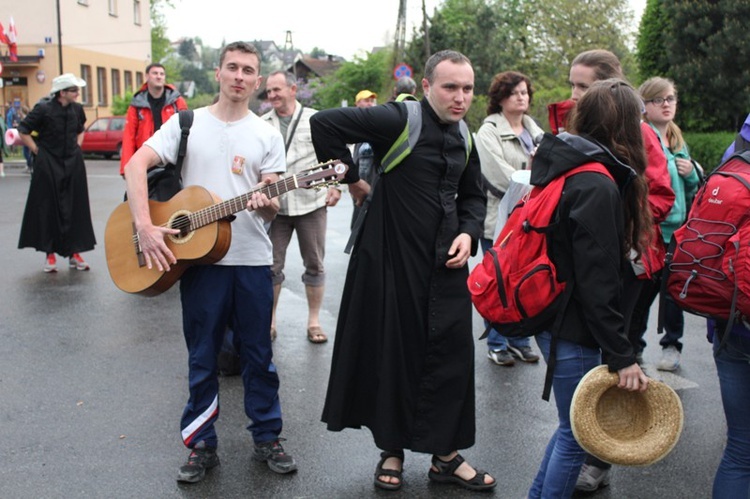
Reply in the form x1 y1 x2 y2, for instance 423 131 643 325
355 90 377 103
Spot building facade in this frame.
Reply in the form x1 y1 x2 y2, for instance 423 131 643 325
0 0 151 124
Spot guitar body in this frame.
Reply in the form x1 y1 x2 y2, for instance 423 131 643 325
105 185 232 296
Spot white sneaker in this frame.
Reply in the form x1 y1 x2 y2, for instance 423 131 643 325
575 463 611 492
657 346 681 371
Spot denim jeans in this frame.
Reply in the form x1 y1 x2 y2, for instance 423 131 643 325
712 329 750 498
529 332 601 498
480 238 531 352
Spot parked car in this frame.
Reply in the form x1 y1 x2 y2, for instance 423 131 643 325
81 116 125 159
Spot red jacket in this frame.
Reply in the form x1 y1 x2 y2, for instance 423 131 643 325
638 121 674 278
120 83 188 175
547 101 674 278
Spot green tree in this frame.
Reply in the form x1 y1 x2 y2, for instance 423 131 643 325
407 0 531 95
526 0 636 88
178 38 199 61
665 0 750 132
150 0 174 63
311 50 392 109
181 65 216 95
636 0 670 80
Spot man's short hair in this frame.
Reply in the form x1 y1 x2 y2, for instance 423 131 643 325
145 63 165 74
219 41 261 70
267 71 296 87
394 76 417 95
424 50 472 84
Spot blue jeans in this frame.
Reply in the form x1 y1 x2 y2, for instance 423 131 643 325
529 332 601 499
480 238 531 352
712 329 750 498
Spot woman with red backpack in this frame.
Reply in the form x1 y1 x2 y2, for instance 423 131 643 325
527 80 652 498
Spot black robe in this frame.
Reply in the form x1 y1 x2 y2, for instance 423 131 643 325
18 98 96 256
310 100 486 454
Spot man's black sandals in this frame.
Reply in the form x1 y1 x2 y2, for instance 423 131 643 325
374 450 404 490
428 453 496 491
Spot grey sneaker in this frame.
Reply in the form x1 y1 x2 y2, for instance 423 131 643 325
575 463 610 492
177 441 220 483
507 345 540 363
487 349 515 366
253 438 297 474
656 346 681 371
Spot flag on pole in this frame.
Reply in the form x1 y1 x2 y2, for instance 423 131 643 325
0 22 9 45
7 16 18 62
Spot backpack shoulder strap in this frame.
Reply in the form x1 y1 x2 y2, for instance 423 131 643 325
734 132 750 153
395 93 418 102
173 109 194 178
382 100 472 173
382 100 422 173
562 162 614 182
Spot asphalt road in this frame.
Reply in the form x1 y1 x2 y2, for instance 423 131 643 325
0 159 725 498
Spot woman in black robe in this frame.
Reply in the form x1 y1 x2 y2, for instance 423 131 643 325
18 74 96 272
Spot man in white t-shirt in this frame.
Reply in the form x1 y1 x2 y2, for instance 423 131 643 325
124 41 297 484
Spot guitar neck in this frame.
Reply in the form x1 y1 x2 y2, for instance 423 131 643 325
189 175 301 230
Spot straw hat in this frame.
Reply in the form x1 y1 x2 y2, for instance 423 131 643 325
570 365 684 466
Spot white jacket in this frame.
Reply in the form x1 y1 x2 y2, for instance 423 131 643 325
475 112 543 239
262 101 326 216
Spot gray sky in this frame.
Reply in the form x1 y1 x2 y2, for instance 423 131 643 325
167 0 647 62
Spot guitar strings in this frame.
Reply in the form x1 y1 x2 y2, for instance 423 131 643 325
130 164 338 243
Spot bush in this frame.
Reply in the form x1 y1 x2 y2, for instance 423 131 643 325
683 132 736 174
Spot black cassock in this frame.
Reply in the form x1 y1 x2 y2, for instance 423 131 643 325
18 98 96 256
311 100 486 455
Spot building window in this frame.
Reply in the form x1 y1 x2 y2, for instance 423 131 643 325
97 67 108 106
111 69 121 100
135 72 144 88
133 0 141 25
124 71 133 92
109 0 118 16
80 65 92 105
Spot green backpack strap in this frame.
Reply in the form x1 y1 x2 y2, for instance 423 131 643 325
395 93 418 102
382 100 422 173
381 99 472 174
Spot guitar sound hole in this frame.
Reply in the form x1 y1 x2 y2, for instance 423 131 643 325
170 214 191 238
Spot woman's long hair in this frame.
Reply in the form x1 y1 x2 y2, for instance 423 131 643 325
639 77 685 152
567 79 653 257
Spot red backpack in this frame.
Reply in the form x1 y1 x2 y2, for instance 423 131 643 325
468 162 614 338
665 150 750 322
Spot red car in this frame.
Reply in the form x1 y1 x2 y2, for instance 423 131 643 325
81 116 125 159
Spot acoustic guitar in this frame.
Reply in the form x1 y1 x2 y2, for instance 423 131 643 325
105 160 347 296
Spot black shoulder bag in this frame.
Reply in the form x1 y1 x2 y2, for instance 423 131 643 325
125 109 194 201
147 109 194 201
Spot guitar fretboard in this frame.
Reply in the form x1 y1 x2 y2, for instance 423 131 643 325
188 175 301 230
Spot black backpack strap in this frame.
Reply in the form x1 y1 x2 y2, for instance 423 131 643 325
657 239 676 336
344 169 381 254
173 109 194 180
734 132 750 153
541 282 575 401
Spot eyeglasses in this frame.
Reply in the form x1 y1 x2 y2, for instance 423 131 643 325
63 87 80 93
646 96 677 105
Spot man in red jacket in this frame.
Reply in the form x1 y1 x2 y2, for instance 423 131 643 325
120 63 188 176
